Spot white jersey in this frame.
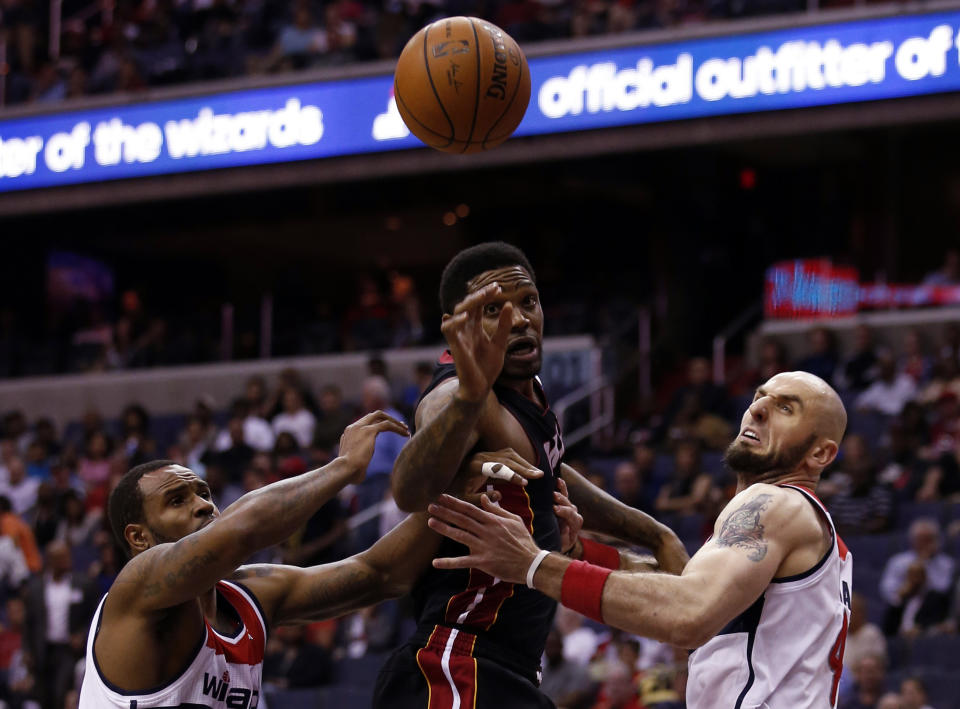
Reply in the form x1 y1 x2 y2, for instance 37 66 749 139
687 484 853 709
79 580 267 708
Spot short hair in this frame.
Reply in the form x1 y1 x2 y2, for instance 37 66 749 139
438 241 535 314
108 459 177 557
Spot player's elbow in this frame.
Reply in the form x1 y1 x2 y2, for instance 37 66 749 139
667 613 715 649
391 476 427 513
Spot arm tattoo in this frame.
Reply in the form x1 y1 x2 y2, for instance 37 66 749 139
716 494 773 562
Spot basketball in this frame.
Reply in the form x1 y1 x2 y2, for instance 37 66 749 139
393 17 531 154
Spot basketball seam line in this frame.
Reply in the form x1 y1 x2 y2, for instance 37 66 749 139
394 82 458 145
483 39 526 148
462 19 482 154
423 22 456 148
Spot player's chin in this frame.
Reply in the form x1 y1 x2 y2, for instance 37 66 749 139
501 356 542 380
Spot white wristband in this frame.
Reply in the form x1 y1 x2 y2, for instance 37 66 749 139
482 461 517 482
526 550 551 589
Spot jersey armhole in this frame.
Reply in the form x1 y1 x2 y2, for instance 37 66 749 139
770 486 835 584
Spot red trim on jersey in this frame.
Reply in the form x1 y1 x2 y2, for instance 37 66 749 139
439 350 454 364
203 582 266 666
443 482 534 629
836 534 850 560
416 626 478 709
580 538 621 570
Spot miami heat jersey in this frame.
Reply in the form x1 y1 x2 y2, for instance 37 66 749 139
410 355 565 673
687 484 853 709
79 580 267 709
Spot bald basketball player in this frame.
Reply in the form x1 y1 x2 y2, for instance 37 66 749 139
428 371 854 709
78 411 541 708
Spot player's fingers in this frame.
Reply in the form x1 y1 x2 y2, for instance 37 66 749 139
556 477 569 497
554 504 582 527
464 489 501 507
491 302 514 349
479 493 524 524
441 312 469 336
436 493 494 522
428 500 487 535
500 449 543 479
432 555 479 571
452 283 501 317
374 419 410 437
352 409 389 426
427 517 481 547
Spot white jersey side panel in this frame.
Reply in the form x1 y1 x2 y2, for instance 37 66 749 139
79 580 267 709
687 485 853 709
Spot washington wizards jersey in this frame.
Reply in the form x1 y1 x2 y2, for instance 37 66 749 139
80 580 267 708
687 485 853 709
409 355 565 674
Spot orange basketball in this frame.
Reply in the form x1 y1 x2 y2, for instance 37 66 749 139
393 17 531 154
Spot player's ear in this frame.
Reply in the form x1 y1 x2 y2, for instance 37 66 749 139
808 439 838 469
125 524 152 554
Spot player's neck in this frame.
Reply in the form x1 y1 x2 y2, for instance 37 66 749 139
735 470 819 495
497 375 537 401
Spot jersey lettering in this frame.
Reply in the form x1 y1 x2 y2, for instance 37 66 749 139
840 580 851 610
828 608 849 706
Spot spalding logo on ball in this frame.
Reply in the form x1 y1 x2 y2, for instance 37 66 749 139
393 17 531 154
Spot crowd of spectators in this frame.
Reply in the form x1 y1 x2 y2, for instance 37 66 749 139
0 0 818 109
1 314 960 706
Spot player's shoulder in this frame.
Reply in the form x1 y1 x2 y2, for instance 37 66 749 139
415 377 499 427
724 483 815 527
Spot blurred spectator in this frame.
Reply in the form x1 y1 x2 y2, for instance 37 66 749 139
0 496 41 574
77 431 113 493
637 645 686 708
658 357 730 442
29 419 60 461
0 458 40 517
840 654 887 709
340 602 398 658
855 351 917 417
880 519 954 634
119 403 155 466
654 440 714 517
243 375 271 419
22 442 50 482
342 275 392 351
922 248 960 286
263 623 334 688
796 327 839 386
24 541 97 709
272 388 317 449
541 628 596 709
612 461 656 512
0 534 29 595
825 435 893 536
179 415 213 477
899 677 935 709
591 660 642 709
839 325 880 392
267 368 320 419
0 596 35 708
359 375 407 479
214 399 275 453
916 354 960 405
845 592 887 673
400 361 435 419
313 384 355 453
2 412 30 455
88 542 120 598
899 329 933 385
30 483 59 550
877 694 904 709
54 490 101 550
214 416 256 482
556 606 599 666
204 462 243 510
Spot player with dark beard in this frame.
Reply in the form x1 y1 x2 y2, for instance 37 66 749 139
427 371 855 709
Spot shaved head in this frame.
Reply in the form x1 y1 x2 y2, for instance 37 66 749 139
768 371 847 443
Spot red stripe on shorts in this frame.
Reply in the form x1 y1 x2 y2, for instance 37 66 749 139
415 625 478 709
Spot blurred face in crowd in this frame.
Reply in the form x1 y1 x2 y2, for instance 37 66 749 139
458 266 543 382
674 443 699 477
810 328 831 355
282 389 303 414
320 387 342 414
46 541 73 576
129 466 218 552
725 372 844 482
228 417 245 445
909 520 939 558
853 325 872 353
877 694 903 709
7 457 25 484
688 358 710 386
900 679 928 709
632 443 655 472
87 431 109 459
613 462 640 501
855 655 885 693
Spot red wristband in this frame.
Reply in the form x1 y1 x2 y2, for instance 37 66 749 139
580 538 621 570
561 560 612 624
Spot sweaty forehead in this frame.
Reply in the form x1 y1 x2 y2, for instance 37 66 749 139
141 465 201 496
467 266 535 293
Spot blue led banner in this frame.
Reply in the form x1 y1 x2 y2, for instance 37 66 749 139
2 9 960 192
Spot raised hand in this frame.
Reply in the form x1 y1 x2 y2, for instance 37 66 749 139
428 493 540 585
338 410 409 482
441 283 514 403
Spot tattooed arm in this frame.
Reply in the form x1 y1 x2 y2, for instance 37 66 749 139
427 484 825 649
562 464 689 574
109 411 407 615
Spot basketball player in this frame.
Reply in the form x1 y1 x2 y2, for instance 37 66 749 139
78 410 541 708
375 242 688 709
428 371 854 709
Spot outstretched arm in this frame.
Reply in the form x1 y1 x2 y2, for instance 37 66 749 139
427 486 804 648
110 411 408 615
561 463 689 574
392 283 520 512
